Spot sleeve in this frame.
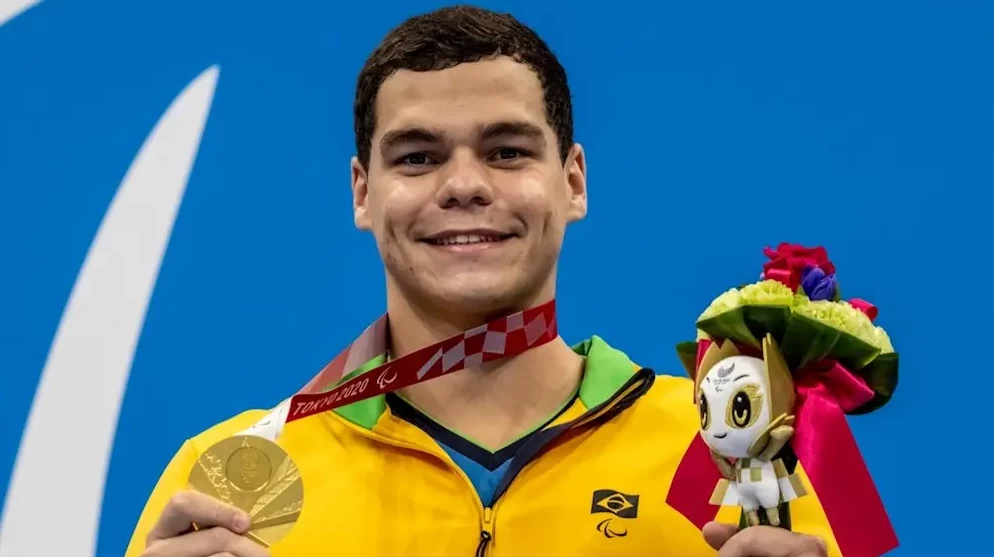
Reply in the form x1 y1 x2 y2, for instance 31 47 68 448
123 440 200 557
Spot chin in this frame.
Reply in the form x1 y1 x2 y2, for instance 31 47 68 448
388 258 551 317
435 285 523 313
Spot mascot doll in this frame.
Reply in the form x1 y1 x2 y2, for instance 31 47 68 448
695 334 803 528
666 243 901 557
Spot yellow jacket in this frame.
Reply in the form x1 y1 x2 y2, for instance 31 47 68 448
125 336 842 556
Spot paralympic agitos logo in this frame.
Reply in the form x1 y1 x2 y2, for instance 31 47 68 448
590 489 640 539
0 3 221 556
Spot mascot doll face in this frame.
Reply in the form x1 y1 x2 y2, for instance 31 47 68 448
698 355 772 459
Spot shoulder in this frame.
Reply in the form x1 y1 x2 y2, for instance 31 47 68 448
578 335 699 433
629 369 700 432
645 370 695 403
184 408 271 453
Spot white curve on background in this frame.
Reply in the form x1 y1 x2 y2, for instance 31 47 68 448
0 65 220 556
0 0 43 28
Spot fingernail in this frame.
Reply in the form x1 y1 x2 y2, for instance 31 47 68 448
234 514 250 531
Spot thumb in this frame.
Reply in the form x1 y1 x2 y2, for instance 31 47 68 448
702 521 739 550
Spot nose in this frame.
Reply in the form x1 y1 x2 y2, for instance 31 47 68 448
434 149 494 209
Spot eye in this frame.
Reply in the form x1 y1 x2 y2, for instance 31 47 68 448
730 392 751 427
399 153 434 166
698 391 710 431
489 147 529 162
725 384 762 429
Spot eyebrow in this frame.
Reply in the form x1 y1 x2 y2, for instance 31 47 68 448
379 127 444 153
479 121 546 144
378 120 547 154
733 374 749 382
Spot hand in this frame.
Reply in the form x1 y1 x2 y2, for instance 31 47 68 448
702 521 828 557
142 490 269 557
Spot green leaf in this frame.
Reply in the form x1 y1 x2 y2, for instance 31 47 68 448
780 314 841 369
780 313 883 372
697 308 761 348
831 329 883 371
742 305 792 345
675 341 699 378
849 352 899 415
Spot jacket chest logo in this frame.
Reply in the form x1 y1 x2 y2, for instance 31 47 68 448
590 489 640 538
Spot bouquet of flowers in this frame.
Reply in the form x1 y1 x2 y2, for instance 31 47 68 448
666 243 899 557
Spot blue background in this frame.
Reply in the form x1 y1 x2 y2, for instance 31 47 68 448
1 1 990 555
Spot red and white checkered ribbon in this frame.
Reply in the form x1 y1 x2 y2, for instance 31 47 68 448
243 300 558 441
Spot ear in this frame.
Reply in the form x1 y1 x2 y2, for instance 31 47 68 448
351 156 372 231
762 334 796 418
564 143 587 222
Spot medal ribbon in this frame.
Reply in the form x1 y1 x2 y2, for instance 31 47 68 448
242 300 558 441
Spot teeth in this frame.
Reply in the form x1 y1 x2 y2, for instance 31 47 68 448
431 234 505 246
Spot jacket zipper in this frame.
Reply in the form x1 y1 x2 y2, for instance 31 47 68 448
471 369 653 555
329 415 498 555
487 368 655 504
475 506 494 557
329 367 655 556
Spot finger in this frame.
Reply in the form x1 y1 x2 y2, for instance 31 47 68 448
702 521 740 550
718 526 826 557
811 536 829 556
147 491 250 544
145 527 267 557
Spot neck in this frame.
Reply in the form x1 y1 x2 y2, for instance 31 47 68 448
386 285 584 449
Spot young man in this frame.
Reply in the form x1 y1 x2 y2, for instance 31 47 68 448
127 6 836 557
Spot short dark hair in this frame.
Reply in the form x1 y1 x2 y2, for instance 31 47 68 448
353 5 573 169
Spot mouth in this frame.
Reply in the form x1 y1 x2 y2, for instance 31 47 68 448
419 230 516 249
713 432 728 439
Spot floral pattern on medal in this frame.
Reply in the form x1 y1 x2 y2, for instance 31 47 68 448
189 435 303 548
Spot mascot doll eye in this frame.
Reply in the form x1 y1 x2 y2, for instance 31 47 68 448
725 384 762 429
698 391 710 430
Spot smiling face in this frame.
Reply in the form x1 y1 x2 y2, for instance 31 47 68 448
697 355 772 458
350 57 587 317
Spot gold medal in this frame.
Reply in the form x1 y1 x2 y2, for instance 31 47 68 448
188 435 303 548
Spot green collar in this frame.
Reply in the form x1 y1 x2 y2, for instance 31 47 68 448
332 335 638 430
